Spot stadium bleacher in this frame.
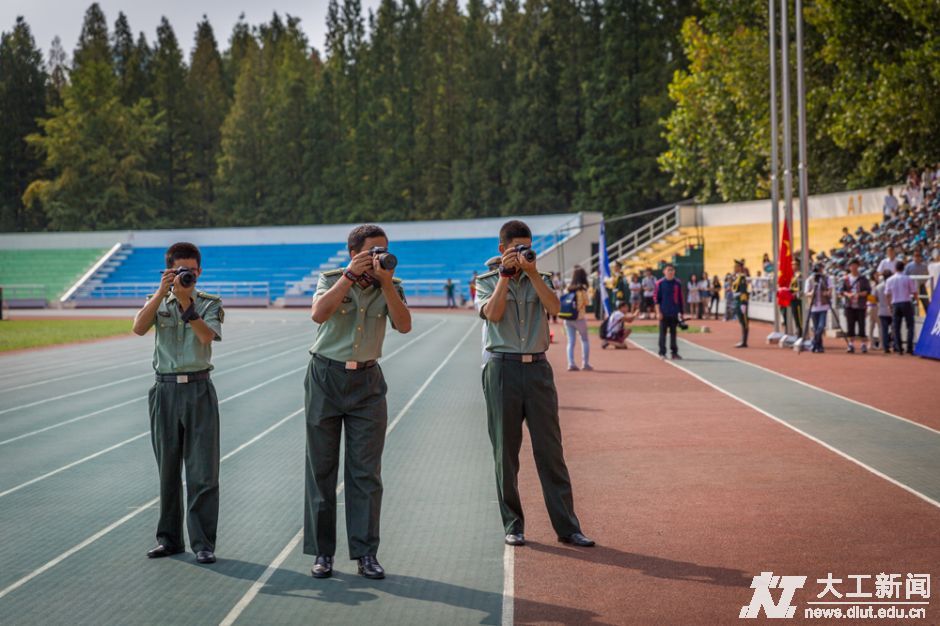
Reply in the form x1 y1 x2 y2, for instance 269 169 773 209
0 248 107 305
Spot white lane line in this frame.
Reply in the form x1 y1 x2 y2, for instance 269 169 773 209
0 361 307 498
0 316 452 601
677 337 940 436
629 337 940 511
0 333 301 416
0 327 296 394
0 342 303 446
218 319 478 626
0 408 304 601
502 544 515 626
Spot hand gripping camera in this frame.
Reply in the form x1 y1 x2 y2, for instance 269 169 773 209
168 267 197 288
499 245 536 276
369 246 398 270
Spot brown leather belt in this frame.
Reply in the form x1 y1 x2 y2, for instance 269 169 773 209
155 369 211 383
314 354 378 371
489 352 546 363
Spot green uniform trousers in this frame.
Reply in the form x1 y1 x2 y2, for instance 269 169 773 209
148 379 220 553
304 356 388 559
482 358 581 537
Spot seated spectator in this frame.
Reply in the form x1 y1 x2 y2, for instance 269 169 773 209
602 301 635 349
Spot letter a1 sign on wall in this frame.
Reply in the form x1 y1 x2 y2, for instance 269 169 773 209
914 290 940 360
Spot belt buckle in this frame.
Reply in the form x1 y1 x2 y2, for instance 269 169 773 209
176 374 189 384
521 354 533 363
345 361 358 370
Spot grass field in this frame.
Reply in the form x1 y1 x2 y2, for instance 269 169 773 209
0 319 135 352
586 322 706 334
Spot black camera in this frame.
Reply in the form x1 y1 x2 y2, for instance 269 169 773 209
678 319 689 331
168 267 197 288
514 244 536 263
369 246 397 270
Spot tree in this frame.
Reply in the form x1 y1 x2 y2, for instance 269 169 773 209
187 16 228 223
151 17 193 223
0 17 48 230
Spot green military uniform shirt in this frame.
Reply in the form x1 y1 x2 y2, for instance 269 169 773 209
151 291 224 374
475 269 553 353
310 269 406 362
733 274 749 302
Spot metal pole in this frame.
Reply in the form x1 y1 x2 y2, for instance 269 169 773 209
795 0 811 283
768 0 781 335
780 0 795 336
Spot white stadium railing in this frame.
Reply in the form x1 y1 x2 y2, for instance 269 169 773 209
82 282 271 301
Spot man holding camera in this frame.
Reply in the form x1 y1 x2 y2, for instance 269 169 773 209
132 242 224 565
305 224 411 580
476 220 594 549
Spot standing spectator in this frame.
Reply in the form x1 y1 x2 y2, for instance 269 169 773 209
874 270 893 353
655 263 684 360
762 253 774 275
885 260 917 355
608 262 628 309
883 187 899 219
628 273 642 316
444 278 457 308
709 275 721 319
640 268 657 320
601 300 634 349
804 265 831 353
723 273 735 321
563 266 592 371
866 274 880 349
550 272 563 323
928 247 940 291
788 260 804 336
839 259 871 353
469 271 478 308
904 250 930 315
686 273 701 319
877 245 899 274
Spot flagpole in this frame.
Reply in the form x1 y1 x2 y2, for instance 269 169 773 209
598 219 612 318
768 0 782 338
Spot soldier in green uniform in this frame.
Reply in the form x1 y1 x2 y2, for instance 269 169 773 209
305 224 411 580
132 242 224 565
732 259 749 348
476 220 594 549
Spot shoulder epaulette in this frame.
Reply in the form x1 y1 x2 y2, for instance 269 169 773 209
197 291 221 301
321 268 344 277
539 271 552 278
392 277 403 284
477 269 499 280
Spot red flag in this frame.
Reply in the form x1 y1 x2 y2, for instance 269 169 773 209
776 219 794 307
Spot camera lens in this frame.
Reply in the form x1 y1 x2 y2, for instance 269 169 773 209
378 252 397 270
178 269 196 288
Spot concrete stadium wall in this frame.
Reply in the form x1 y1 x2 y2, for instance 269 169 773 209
0 213 579 249
537 212 603 277
681 186 891 228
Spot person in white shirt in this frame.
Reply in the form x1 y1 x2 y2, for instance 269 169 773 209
884 260 918 354
874 271 894 354
602 301 635 349
882 187 899 219
877 245 899 275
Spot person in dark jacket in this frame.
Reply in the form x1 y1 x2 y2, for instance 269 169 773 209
654 264 684 360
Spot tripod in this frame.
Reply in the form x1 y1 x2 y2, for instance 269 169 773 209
797 274 849 354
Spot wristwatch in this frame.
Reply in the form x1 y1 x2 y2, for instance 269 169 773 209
343 269 359 283
498 265 517 278
181 302 200 323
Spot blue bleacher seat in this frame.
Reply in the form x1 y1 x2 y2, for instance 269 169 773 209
94 237 527 303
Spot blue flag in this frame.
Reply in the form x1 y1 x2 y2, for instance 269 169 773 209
914 288 940 360
598 219 612 318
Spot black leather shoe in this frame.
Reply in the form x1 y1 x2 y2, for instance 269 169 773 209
146 544 184 559
311 555 334 578
558 532 595 547
196 550 216 564
357 555 385 579
504 533 526 546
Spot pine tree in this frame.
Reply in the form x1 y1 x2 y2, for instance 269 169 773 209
45 36 68 108
187 16 228 224
0 17 48 230
151 17 193 224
